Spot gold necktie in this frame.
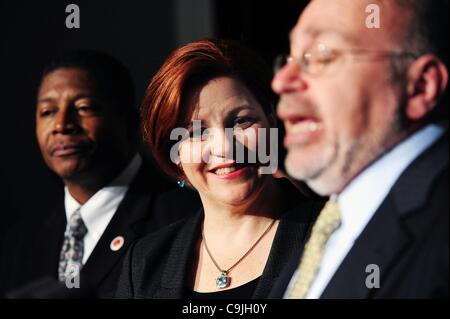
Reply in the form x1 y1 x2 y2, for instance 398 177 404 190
287 200 341 299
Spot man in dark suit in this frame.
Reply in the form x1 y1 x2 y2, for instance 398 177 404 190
271 0 448 298
0 51 200 298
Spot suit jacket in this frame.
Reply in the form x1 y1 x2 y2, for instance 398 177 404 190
116 181 324 299
0 161 201 298
270 131 449 298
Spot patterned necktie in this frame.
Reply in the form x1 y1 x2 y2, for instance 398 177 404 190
287 200 341 299
58 208 88 283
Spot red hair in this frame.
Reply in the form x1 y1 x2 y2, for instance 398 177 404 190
141 39 275 179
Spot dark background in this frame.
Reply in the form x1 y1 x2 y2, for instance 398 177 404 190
0 1 308 237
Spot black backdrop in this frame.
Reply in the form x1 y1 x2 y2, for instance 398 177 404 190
0 0 308 236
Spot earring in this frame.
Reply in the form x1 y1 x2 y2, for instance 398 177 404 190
176 162 185 188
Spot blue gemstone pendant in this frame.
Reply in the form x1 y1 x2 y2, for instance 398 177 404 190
216 271 230 289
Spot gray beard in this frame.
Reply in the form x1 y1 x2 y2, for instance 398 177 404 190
292 111 406 195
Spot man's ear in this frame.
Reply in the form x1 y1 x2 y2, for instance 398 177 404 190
406 55 448 121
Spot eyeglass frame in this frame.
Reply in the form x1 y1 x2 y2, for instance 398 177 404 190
273 43 418 76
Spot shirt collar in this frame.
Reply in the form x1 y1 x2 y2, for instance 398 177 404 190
64 154 142 236
334 124 445 240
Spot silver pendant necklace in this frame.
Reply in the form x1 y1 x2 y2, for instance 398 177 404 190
202 219 277 289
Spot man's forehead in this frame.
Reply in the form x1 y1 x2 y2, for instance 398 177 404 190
39 68 96 97
291 0 409 48
289 27 360 47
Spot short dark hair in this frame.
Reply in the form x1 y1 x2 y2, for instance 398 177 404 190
142 39 276 179
41 50 139 138
395 0 448 65
394 0 449 122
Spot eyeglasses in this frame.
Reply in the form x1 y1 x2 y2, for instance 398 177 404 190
273 43 418 76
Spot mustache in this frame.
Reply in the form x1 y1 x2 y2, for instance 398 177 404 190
277 95 322 119
50 140 94 155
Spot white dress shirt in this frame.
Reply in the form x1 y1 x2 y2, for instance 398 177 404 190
64 154 142 264
285 124 445 299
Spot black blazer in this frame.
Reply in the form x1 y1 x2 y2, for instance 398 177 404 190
0 162 201 298
270 131 449 298
116 184 324 299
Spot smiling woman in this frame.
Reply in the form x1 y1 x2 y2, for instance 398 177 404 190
116 39 325 299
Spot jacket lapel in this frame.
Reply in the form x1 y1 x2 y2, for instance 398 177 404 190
320 197 410 298
39 202 67 278
321 132 449 298
152 188 325 298
257 200 324 298
157 210 203 298
80 164 155 290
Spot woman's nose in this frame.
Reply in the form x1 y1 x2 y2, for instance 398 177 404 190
208 128 234 159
